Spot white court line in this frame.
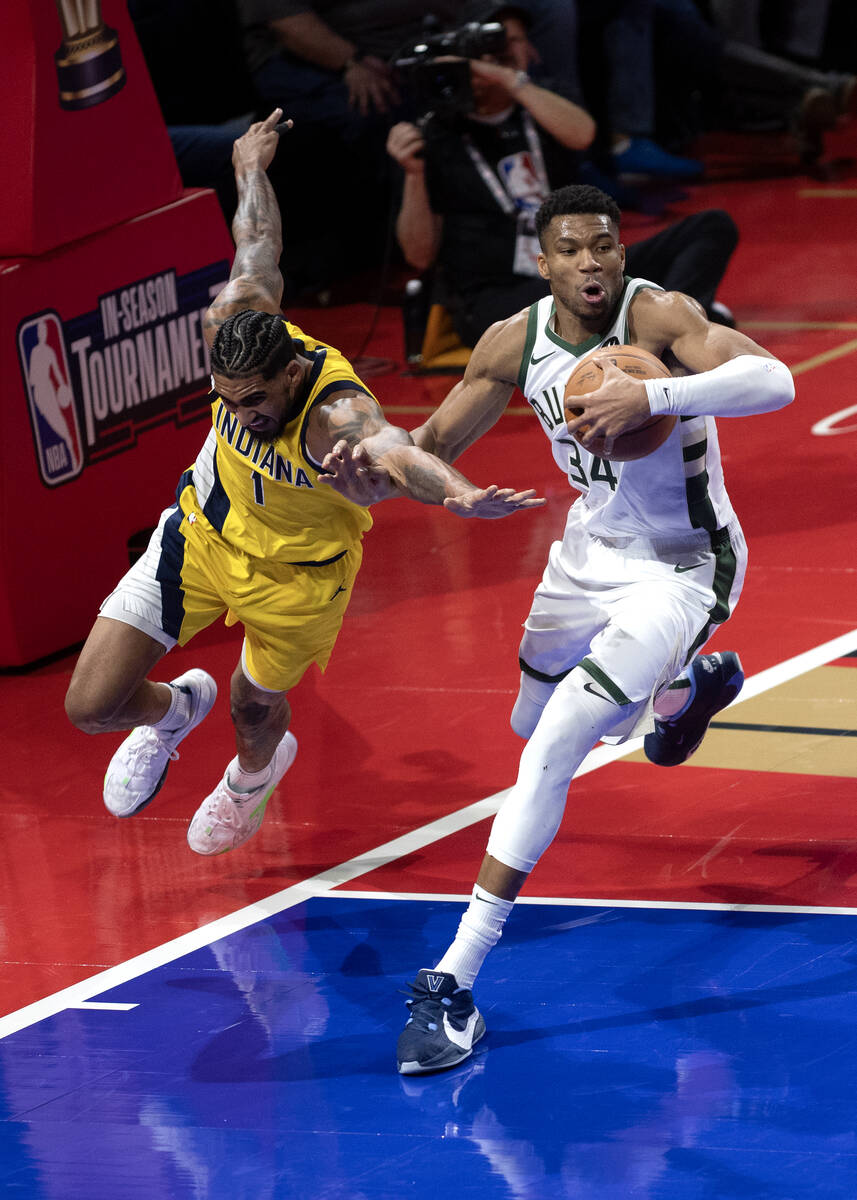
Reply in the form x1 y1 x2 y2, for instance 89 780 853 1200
1 627 855 1042
69 1002 139 1011
332 889 857 917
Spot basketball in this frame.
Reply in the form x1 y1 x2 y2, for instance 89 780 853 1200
563 345 676 461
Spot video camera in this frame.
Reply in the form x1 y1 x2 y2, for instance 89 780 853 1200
393 19 507 123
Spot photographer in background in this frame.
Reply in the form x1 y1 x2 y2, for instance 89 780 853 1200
388 3 739 349
235 1 462 295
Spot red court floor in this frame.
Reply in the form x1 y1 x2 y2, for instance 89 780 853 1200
2 121 857 1027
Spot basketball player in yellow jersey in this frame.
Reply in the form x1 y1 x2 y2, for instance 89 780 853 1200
64 109 545 856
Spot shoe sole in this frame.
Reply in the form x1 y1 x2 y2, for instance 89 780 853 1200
105 669 218 817
114 760 171 818
644 654 744 767
397 1013 486 1075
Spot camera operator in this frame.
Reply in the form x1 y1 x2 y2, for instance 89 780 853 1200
388 4 739 349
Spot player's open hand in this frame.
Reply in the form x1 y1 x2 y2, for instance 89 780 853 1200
318 440 395 506
443 485 546 519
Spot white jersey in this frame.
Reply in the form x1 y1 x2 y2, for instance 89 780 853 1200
517 279 737 541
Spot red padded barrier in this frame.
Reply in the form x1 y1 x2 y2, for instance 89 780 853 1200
1 190 234 667
1 3 238 666
2 0 182 257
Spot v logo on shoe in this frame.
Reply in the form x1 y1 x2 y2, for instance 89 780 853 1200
443 1010 480 1050
424 974 446 993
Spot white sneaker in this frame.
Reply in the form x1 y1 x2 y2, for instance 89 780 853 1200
186 730 298 856
103 669 218 817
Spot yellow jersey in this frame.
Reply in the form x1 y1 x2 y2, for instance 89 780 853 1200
177 321 374 563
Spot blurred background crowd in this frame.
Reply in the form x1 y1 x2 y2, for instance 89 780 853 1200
127 0 856 333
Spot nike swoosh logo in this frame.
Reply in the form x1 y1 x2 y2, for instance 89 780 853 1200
583 681 620 705
530 351 556 365
443 1010 481 1051
674 562 705 573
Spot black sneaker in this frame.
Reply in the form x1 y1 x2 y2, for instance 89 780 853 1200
644 652 744 767
397 969 485 1075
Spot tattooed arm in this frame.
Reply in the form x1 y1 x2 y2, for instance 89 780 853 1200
311 390 545 517
203 109 292 348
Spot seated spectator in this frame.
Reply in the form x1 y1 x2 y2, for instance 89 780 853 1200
235 0 461 137
232 2 471 292
698 0 856 163
387 6 738 350
576 0 704 179
475 0 704 180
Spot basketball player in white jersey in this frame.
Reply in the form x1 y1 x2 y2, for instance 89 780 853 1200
320 182 795 1075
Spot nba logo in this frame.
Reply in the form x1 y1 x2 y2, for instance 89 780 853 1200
497 151 542 212
17 311 84 486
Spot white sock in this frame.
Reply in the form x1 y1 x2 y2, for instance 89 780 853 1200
226 756 273 793
434 885 515 990
152 683 192 733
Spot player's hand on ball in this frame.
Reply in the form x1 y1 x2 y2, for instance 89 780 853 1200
566 358 650 440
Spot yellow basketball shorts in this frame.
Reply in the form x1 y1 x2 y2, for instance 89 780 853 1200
99 502 363 692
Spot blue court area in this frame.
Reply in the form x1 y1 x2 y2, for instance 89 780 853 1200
1 895 856 1199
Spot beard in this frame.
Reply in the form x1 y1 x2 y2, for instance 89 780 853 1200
250 409 289 443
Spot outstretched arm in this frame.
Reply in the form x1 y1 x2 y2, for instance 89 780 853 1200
312 391 544 518
410 312 528 463
203 109 292 347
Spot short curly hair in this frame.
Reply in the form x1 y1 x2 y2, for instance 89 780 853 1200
210 309 296 379
535 185 622 247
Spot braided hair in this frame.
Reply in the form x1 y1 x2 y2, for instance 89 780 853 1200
210 310 297 380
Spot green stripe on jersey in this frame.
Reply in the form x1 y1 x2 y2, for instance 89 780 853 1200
686 470 718 531
686 527 739 659
518 303 542 392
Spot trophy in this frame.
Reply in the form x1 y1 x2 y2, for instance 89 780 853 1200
54 1 126 111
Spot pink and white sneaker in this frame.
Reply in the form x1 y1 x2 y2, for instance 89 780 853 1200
186 730 298 855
